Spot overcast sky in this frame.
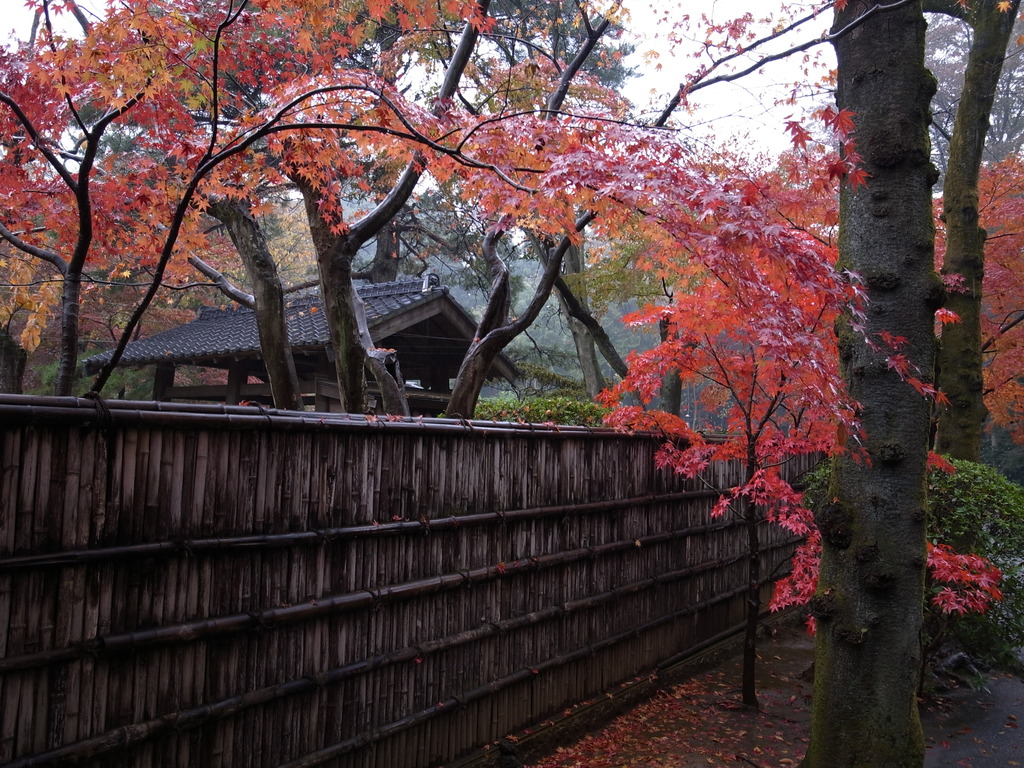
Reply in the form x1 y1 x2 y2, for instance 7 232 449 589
622 0 835 156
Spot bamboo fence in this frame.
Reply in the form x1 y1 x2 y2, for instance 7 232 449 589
0 395 811 768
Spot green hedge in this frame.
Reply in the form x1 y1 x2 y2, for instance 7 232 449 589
471 395 610 427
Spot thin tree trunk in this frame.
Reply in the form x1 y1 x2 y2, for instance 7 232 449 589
804 2 936 766
659 316 682 416
567 313 607 398
932 0 1020 460
208 199 304 410
54 272 81 396
557 244 606 398
354 285 410 416
554 272 629 380
740 451 760 710
541 236 624 397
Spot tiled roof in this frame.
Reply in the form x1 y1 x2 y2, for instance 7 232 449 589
84 278 446 371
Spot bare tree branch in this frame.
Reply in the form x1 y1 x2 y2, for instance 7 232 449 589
656 0 920 126
0 221 68 274
187 255 255 308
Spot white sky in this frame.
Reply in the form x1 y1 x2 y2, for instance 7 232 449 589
620 0 836 157
3 0 836 156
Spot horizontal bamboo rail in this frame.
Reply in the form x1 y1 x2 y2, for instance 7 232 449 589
0 523 768 675
0 489 721 572
0 395 627 437
0 395 810 768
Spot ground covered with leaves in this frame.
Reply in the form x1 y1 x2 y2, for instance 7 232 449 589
523 626 1024 768
527 628 814 768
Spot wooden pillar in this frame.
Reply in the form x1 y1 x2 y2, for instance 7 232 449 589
153 363 175 401
226 360 247 404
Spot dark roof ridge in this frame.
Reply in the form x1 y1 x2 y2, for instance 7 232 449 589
357 276 437 299
192 277 437 321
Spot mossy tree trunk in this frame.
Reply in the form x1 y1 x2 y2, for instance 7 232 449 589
297 166 421 415
297 177 375 414
359 220 401 284
928 0 1021 461
803 2 937 766
208 198 304 411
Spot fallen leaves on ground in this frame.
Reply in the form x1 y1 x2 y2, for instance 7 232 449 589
527 665 812 768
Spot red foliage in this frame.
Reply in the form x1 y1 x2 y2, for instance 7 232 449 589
772 530 1003 622
928 542 1003 615
974 156 1024 442
602 113 861 536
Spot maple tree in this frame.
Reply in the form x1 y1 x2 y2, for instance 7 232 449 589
439 5 632 417
976 156 1024 444
443 0 849 416
0 0 312 396
601 132 858 709
0 0 496 406
0 6 176 395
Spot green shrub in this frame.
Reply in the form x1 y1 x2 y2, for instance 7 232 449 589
800 458 1024 671
927 458 1024 670
472 394 609 427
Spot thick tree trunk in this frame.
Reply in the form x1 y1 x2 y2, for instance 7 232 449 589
297 179 412 415
933 0 1020 460
209 199 304 411
804 3 937 767
0 328 26 393
299 184 371 414
362 222 401 284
